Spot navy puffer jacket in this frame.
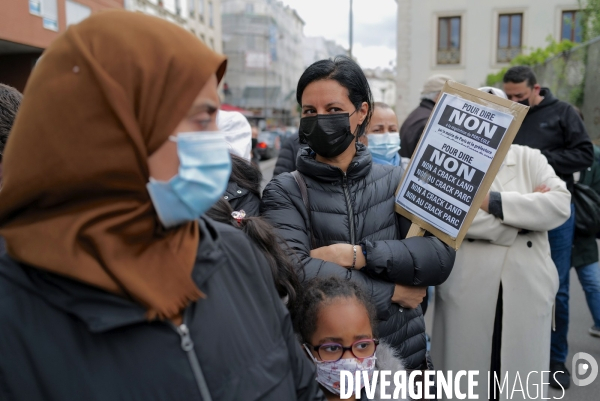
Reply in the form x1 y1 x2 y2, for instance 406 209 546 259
261 144 455 369
273 133 305 176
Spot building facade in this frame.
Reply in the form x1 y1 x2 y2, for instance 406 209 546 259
396 0 583 121
0 0 123 90
125 0 222 53
221 0 304 127
364 68 396 106
303 36 348 68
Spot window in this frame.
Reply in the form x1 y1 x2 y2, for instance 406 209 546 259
246 4 254 14
198 0 204 22
175 0 181 16
66 1 91 26
562 10 583 43
437 16 461 64
188 0 195 17
497 14 522 63
209 1 213 28
246 35 256 50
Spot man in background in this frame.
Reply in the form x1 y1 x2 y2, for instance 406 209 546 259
399 74 452 158
503 65 593 390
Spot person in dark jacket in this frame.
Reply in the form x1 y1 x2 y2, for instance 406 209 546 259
274 132 306 176
223 154 262 216
572 144 600 338
0 11 324 401
503 66 594 389
399 74 452 158
261 57 456 370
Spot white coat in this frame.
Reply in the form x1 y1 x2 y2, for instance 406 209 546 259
431 145 571 400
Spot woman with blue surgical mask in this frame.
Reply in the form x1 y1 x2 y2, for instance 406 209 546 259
359 102 401 166
0 11 323 401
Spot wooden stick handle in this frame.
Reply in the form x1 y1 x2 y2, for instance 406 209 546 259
406 223 426 238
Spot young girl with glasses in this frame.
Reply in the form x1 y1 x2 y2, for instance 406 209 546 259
293 277 408 401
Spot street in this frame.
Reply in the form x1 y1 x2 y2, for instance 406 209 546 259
259 157 277 191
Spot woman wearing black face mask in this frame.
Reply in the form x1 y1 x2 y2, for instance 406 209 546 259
261 56 456 371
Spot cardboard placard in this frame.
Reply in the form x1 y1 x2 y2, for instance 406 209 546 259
395 81 529 249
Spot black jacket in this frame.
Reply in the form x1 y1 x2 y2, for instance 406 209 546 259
573 145 600 268
224 180 261 217
261 145 455 369
224 155 263 217
399 99 435 158
0 218 324 401
273 133 306 176
513 88 593 192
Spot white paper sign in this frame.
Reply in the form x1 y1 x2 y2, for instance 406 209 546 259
395 93 514 238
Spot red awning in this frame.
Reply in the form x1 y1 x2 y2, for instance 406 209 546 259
220 104 253 117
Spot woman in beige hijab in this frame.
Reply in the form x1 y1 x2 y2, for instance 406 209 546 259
0 10 323 401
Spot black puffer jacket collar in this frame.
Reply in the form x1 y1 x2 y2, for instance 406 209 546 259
296 143 373 184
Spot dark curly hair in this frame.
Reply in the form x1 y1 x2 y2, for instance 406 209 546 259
292 277 378 343
0 84 23 161
206 198 301 309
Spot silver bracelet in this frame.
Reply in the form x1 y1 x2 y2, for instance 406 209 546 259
351 245 357 270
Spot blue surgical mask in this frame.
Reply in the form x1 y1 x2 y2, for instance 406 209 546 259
147 132 231 228
366 132 401 162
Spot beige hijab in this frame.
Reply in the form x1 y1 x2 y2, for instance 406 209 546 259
0 10 227 320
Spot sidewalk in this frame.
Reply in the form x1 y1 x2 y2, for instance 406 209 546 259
547 267 600 399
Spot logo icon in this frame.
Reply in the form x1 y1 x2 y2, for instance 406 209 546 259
572 352 598 387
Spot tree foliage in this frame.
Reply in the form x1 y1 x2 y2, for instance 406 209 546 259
486 1 600 87
580 0 600 41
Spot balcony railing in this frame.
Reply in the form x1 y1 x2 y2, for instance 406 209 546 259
437 49 460 65
497 47 522 63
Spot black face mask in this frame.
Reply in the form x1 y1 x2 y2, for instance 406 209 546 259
299 113 357 158
251 138 258 148
517 98 530 107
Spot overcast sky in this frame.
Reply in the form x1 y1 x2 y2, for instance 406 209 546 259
280 0 397 70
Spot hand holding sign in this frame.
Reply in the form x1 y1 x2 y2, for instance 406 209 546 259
397 81 529 247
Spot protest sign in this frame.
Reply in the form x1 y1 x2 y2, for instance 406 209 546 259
395 81 529 249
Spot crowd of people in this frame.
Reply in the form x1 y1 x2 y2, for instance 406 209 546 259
0 10 598 401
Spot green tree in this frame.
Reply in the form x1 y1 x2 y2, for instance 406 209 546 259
580 0 600 40
485 38 576 86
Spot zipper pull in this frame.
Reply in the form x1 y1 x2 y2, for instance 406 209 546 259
177 324 194 351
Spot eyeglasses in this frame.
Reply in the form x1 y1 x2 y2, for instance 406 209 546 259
305 339 378 362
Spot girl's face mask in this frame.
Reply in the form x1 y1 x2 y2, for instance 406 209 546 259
303 344 377 395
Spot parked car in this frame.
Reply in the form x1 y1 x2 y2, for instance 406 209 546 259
256 131 281 160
